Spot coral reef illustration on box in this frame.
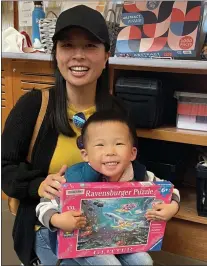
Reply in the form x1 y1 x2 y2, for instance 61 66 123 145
58 181 173 259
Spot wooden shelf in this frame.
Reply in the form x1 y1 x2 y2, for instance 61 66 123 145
136 127 207 146
109 58 207 75
175 187 207 225
2 54 207 75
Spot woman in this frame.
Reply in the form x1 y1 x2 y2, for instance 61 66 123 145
2 5 153 266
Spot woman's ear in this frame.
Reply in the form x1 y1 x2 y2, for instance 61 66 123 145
80 149 89 162
104 52 110 66
130 147 137 162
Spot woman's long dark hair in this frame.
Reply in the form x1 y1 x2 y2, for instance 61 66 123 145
50 40 126 137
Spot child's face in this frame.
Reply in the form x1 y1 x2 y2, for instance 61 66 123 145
81 121 137 181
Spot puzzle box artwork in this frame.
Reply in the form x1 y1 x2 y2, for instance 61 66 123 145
58 181 173 259
115 1 202 58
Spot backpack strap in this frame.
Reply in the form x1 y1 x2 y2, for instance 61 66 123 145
7 89 49 216
27 89 49 162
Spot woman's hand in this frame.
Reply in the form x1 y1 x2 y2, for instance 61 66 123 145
38 165 67 199
145 201 179 221
50 211 86 232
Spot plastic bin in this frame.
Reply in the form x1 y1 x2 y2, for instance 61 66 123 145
196 162 207 217
174 92 207 131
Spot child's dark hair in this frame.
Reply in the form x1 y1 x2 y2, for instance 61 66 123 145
81 110 138 147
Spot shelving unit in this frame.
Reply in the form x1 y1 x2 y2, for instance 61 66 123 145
109 57 207 261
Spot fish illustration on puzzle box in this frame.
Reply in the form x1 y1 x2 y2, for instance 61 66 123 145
104 212 146 231
115 203 137 215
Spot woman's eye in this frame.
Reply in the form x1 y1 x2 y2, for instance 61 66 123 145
86 43 97 48
62 43 72 48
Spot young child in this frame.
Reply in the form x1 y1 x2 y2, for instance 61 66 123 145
36 111 180 266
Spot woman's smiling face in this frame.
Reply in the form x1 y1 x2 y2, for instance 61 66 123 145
56 27 109 88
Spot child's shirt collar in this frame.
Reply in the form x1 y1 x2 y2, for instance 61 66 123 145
102 163 134 182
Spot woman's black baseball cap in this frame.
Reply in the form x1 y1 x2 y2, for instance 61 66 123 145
52 5 110 50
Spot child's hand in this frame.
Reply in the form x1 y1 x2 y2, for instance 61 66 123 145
145 201 179 221
50 211 86 232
